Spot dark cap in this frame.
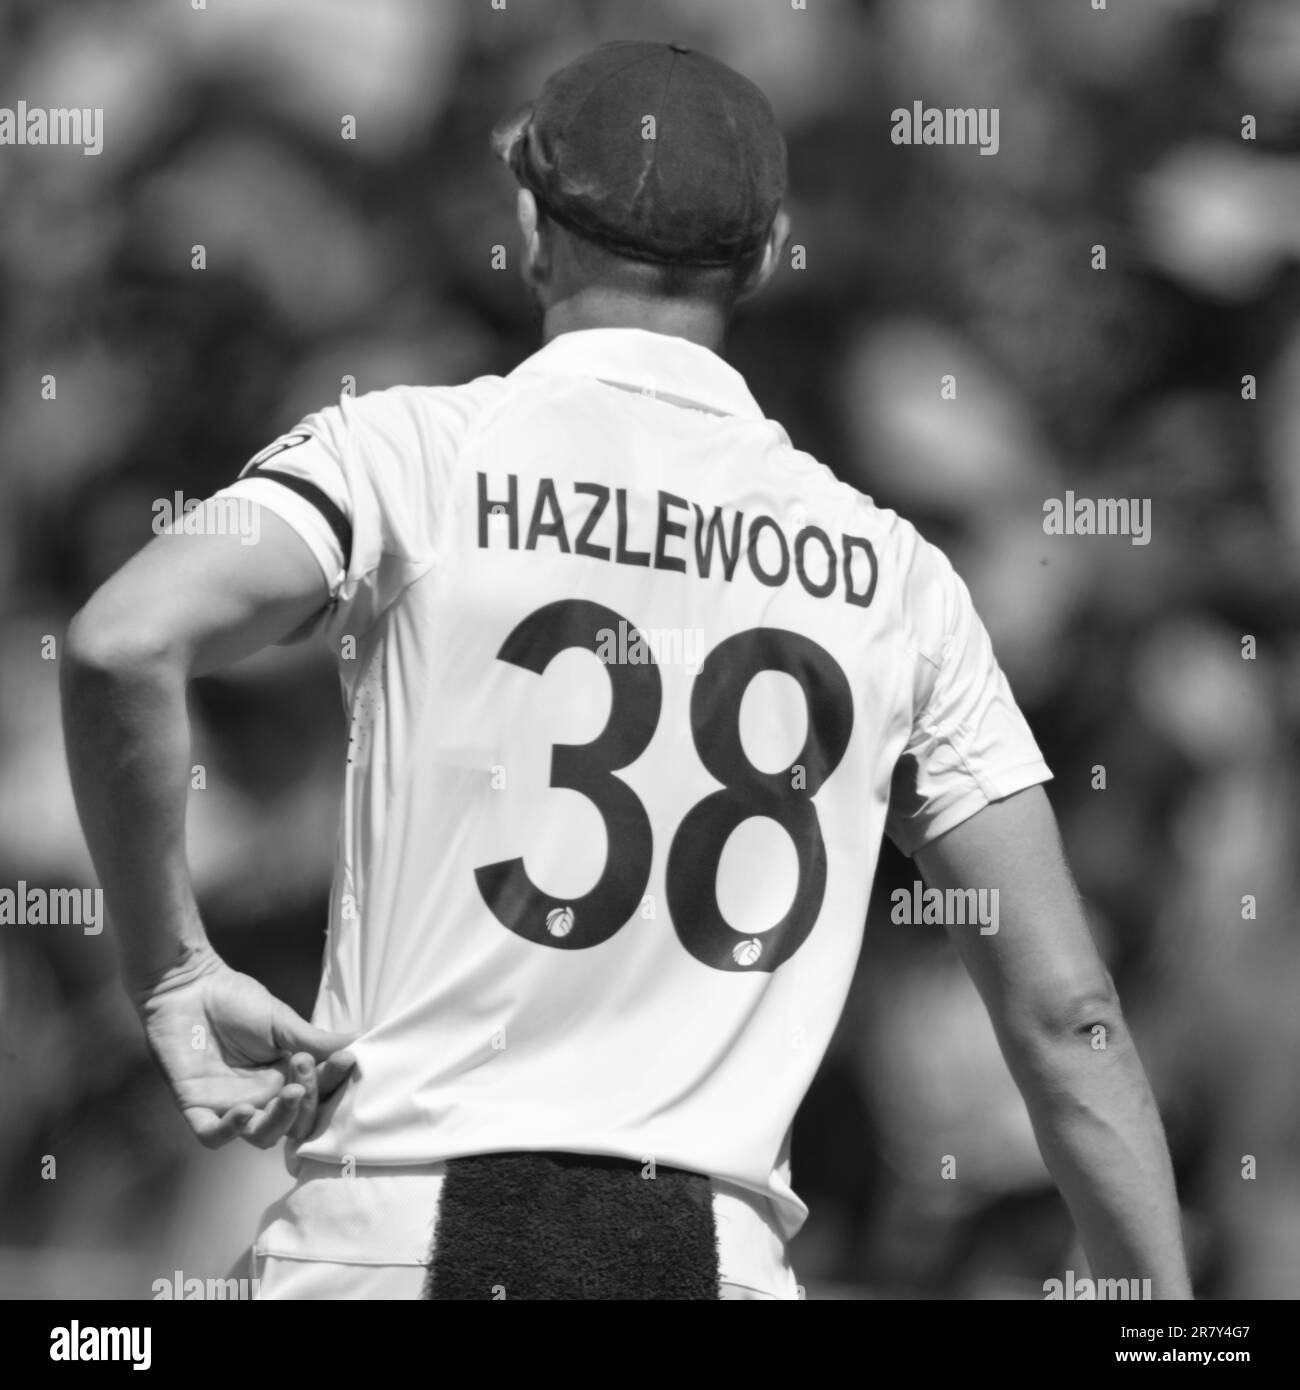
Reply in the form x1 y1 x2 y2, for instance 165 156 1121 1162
493 40 787 268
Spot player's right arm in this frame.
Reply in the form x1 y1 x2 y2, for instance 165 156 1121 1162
915 785 1192 1298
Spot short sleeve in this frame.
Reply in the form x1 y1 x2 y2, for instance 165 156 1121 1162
213 388 444 641
884 539 1052 857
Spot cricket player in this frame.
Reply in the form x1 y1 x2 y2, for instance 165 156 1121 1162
61 41 1191 1299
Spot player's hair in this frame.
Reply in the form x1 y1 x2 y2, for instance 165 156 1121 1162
545 212 764 310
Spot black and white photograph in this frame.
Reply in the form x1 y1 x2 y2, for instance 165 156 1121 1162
0 0 1296 1353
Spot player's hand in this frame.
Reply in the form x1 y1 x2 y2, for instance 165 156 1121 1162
132 947 358 1150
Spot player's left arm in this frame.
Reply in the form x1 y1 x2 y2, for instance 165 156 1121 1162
914 784 1192 1297
60 508 357 1149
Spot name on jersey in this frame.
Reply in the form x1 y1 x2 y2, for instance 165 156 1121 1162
476 473 877 606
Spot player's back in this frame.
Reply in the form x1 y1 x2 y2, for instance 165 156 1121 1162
226 326 1049 1238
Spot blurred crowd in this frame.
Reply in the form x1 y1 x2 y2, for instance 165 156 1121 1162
1 0 1298 1298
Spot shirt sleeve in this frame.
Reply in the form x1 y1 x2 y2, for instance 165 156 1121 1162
212 387 443 641
884 537 1052 857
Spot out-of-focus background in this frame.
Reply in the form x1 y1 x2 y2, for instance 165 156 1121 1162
2 0 1298 1300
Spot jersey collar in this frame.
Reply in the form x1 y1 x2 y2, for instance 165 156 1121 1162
511 328 766 421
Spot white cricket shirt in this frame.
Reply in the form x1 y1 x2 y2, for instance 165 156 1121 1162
220 328 1051 1285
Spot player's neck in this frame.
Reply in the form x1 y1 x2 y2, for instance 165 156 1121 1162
542 289 728 354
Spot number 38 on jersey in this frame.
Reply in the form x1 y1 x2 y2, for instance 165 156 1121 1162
473 599 854 973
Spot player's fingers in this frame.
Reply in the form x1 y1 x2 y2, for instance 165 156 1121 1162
287 1054 319 1141
186 1104 254 1150
181 1068 286 1113
315 1051 358 1101
239 1084 305 1150
268 1002 357 1061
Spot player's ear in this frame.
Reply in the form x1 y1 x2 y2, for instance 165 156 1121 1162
737 208 790 302
516 189 550 289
